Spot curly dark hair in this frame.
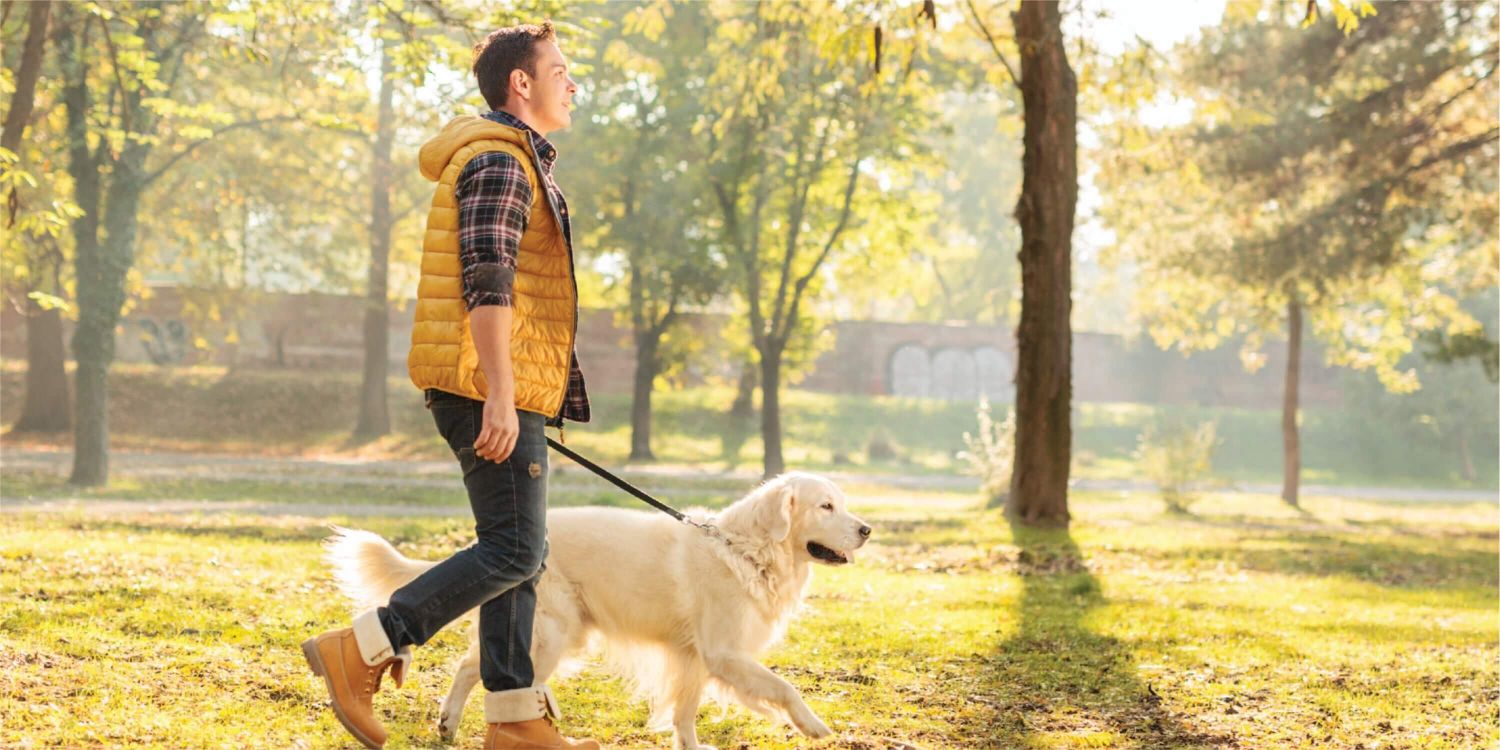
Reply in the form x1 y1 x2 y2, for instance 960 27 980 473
472 21 557 110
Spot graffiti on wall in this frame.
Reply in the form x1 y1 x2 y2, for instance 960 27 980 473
131 318 188 365
889 344 1013 401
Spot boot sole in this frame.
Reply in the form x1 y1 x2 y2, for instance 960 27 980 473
301 638 384 749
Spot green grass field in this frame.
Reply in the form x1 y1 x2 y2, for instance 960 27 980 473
2 473 1495 749
2 361 1495 490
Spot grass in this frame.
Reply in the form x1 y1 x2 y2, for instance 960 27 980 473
2 474 1496 749
3 360 1496 490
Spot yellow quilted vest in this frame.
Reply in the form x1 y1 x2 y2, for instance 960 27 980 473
408 116 576 417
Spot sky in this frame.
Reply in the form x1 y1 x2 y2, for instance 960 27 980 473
1078 0 1228 57
1071 0 1229 334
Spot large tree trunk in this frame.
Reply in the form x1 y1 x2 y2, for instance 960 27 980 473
70 154 145 486
1281 297 1302 506
355 43 396 439
759 345 785 479
13 303 71 432
5 0 70 433
71 143 145 485
629 330 660 462
1005 1 1076 526
59 19 109 486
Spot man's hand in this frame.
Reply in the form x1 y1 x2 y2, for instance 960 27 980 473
475 392 520 463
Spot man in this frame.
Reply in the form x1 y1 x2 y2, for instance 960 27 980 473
302 22 600 750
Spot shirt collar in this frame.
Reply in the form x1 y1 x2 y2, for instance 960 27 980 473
483 110 557 169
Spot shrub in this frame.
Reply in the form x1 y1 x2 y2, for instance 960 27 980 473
957 396 1015 507
865 427 902 462
1134 418 1218 513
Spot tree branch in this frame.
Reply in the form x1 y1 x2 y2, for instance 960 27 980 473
143 115 300 185
965 0 1020 89
785 153 863 338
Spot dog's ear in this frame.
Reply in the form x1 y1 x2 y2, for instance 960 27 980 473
764 483 795 542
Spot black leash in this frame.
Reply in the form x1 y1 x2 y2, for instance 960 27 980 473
545 436 716 533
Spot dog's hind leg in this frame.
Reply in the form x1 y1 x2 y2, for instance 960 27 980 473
529 575 587 685
703 652 832 739
438 634 482 741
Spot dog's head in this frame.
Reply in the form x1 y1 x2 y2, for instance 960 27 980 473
755 472 871 566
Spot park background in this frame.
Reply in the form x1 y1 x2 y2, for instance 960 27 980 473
1 0 1496 748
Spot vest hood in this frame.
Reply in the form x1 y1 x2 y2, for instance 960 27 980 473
418 116 528 182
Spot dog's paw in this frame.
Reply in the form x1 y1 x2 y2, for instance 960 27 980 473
798 716 834 738
437 711 459 742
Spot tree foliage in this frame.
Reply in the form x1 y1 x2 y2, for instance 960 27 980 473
1099 0 1498 391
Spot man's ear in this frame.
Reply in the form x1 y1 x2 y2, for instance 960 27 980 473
764 484 794 543
509 68 531 102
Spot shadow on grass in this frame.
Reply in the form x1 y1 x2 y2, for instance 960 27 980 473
986 525 1232 749
1168 532 1499 590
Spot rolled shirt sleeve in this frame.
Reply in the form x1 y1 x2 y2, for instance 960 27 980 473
453 152 533 310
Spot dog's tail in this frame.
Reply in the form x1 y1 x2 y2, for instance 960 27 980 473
322 526 434 611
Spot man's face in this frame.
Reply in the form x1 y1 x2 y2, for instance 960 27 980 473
521 40 577 135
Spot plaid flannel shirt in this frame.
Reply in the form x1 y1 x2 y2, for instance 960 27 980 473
453 110 590 425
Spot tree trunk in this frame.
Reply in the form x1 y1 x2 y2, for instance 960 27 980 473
355 43 396 439
731 359 758 420
1 0 50 153
13 303 71 432
1457 428 1476 483
629 332 660 461
1281 297 1302 507
5 0 70 433
71 155 145 485
1006 0 1076 527
759 345 785 479
59 17 120 487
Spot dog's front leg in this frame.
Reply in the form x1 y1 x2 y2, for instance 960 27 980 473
705 653 832 739
672 678 710 750
438 637 483 741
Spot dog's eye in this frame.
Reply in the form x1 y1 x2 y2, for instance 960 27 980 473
821 502 834 511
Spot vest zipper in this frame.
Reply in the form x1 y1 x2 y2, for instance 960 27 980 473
526 137 580 433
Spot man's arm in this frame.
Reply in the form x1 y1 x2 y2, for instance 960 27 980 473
454 152 533 462
470 305 515 453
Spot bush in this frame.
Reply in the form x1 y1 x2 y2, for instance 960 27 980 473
956 396 1015 507
865 427 901 462
1134 418 1218 513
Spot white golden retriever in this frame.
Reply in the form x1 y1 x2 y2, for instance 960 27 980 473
324 471 871 750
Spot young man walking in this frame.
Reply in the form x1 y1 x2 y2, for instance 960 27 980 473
302 22 599 750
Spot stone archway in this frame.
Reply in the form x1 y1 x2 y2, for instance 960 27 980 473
889 344 931 398
975 346 1014 400
931 348 979 401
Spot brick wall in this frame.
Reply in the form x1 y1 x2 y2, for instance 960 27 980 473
0 287 1342 408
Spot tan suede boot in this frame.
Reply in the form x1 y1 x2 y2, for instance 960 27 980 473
301 610 412 749
483 686 602 750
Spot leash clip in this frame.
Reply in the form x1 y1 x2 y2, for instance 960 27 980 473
682 515 721 539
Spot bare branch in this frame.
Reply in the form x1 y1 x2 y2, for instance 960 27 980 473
785 153 863 337
143 115 301 184
965 0 1020 89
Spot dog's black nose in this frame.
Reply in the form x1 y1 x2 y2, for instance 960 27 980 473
858 525 872 538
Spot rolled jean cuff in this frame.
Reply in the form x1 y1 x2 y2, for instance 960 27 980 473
352 608 396 666
484 685 560 723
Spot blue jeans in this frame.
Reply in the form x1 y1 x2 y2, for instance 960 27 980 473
377 389 549 692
